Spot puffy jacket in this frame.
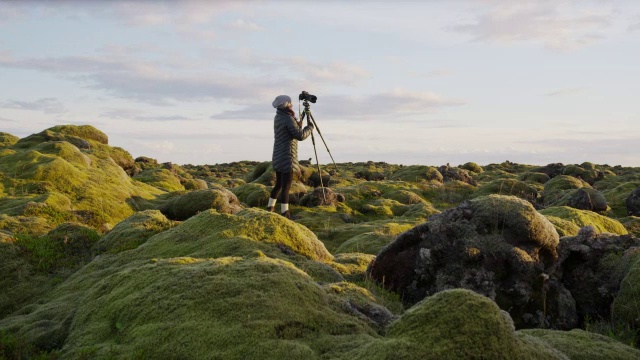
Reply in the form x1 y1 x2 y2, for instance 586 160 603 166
272 108 314 173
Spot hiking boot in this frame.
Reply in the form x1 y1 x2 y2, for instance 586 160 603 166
267 206 275 212
281 210 300 220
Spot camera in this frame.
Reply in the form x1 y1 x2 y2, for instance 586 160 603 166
299 91 317 103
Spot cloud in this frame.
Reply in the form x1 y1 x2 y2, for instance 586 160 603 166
544 87 587 97
224 19 263 32
101 109 193 122
450 2 613 50
0 49 371 106
2 98 67 114
629 20 640 32
212 88 464 121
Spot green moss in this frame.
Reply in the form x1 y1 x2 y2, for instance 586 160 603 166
181 178 208 190
389 166 443 183
0 132 20 147
603 182 640 217
521 329 640 359
133 169 184 192
45 125 109 145
460 162 483 174
472 178 539 202
539 207 628 235
547 188 608 212
331 253 375 282
563 165 601 184
543 175 592 205
470 195 559 250
421 180 476 210
335 232 399 255
96 210 174 254
341 289 563 359
158 188 241 220
612 255 640 327
619 216 640 237
543 215 582 237
231 183 271 207
518 172 551 184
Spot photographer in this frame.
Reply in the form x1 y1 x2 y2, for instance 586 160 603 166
267 95 314 219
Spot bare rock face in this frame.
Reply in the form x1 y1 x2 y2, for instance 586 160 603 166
549 227 640 327
300 187 338 207
437 164 477 186
368 195 562 329
626 187 640 216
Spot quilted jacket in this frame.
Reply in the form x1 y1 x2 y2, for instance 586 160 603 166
272 108 314 173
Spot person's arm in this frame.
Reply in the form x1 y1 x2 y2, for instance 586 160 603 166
285 116 313 140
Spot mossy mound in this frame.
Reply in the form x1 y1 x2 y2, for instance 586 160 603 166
0 214 52 236
626 187 640 216
389 166 443 183
0 125 165 230
231 183 271 207
181 178 208 190
612 252 640 327
133 169 184 192
543 215 582 237
136 208 333 262
469 195 559 252
471 178 539 203
331 253 376 282
0 234 53 318
0 133 20 147
335 232 399 255
518 172 551 184
543 175 591 205
158 188 242 220
383 190 425 205
7 256 377 359
459 161 483 174
603 181 640 217
521 328 640 359
539 207 628 235
619 216 640 237
95 210 174 254
421 179 476 209
341 289 562 359
563 164 602 185
549 188 609 213
245 161 274 185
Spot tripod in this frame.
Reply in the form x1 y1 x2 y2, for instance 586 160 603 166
299 100 338 202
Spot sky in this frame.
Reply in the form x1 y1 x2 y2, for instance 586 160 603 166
0 0 639 167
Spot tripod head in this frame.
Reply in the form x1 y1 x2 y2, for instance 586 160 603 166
302 99 312 113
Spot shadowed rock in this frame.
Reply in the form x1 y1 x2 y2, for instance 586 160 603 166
626 187 640 216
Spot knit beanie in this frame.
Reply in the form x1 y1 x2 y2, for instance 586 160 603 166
272 95 292 108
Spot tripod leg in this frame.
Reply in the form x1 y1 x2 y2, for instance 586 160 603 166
308 112 339 173
309 131 327 202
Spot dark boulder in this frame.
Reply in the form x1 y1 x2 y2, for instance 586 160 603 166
367 195 560 328
437 164 477 186
626 187 640 216
300 187 338 207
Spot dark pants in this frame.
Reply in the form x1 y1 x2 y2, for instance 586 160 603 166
270 171 293 204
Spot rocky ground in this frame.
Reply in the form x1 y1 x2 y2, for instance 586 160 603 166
1 125 640 359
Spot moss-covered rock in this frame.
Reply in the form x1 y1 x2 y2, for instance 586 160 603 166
0 234 53 318
542 175 592 205
158 188 242 220
563 164 603 185
539 207 628 235
0 133 20 148
389 166 442 183
612 251 640 327
133 169 184 192
15 256 377 359
459 162 483 174
181 178 208 190
549 188 609 213
437 165 477 185
518 172 551 184
603 181 640 217
95 210 174 254
619 216 640 237
521 328 640 359
231 183 271 207
471 178 539 203
626 187 640 216
341 289 563 359
369 195 560 328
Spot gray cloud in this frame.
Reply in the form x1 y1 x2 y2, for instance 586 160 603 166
544 87 587 96
101 109 193 122
212 90 464 122
450 2 613 50
629 20 640 32
2 98 67 114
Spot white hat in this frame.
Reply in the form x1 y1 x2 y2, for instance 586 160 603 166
272 95 291 108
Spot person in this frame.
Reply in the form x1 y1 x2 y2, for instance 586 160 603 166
267 95 314 219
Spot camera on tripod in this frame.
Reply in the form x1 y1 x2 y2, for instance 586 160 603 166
298 91 317 103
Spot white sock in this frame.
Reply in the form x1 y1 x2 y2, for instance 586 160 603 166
268 198 277 207
281 203 289 213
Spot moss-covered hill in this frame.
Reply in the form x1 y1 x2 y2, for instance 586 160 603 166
1 125 640 359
